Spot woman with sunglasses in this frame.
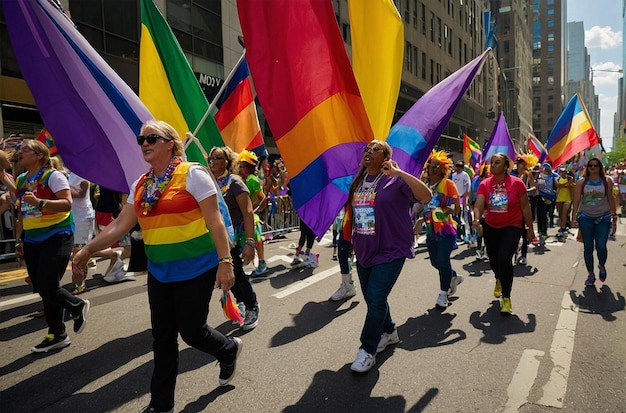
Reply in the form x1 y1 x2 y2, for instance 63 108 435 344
571 158 618 286
348 140 432 373
209 146 260 330
14 139 90 352
473 153 535 314
73 120 241 413
423 150 463 308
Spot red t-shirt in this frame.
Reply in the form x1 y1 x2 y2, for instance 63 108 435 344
477 174 526 229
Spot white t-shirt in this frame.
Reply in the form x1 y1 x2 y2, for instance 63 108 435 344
68 172 94 221
128 165 217 206
452 170 471 198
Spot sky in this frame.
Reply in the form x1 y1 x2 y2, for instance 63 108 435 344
567 0 623 149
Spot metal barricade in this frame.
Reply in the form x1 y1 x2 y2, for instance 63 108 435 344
259 194 300 238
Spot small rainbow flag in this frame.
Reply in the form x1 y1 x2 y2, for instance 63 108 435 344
463 134 481 168
36 128 57 155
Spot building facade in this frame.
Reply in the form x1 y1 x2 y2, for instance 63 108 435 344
531 0 567 143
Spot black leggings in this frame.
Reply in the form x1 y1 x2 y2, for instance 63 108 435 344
298 220 315 249
482 221 522 298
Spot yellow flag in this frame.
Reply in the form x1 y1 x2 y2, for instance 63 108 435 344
349 0 404 140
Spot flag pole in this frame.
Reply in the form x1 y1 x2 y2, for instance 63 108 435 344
186 49 247 150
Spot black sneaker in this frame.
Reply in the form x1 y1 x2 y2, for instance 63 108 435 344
31 334 71 353
73 299 90 334
242 304 259 331
218 337 243 386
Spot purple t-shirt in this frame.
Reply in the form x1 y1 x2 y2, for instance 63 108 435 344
351 173 415 268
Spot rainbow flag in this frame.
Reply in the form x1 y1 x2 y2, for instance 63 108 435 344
238 0 374 238
349 0 403 140
528 133 548 163
4 0 150 193
139 0 223 165
386 49 491 177
545 93 599 167
483 112 516 164
463 134 482 168
215 58 267 158
36 128 57 155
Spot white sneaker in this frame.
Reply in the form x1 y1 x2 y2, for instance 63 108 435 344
103 268 136 283
305 253 319 268
104 252 124 276
330 283 356 301
476 249 484 260
350 348 376 373
436 291 449 308
376 329 400 353
448 274 464 296
516 256 527 266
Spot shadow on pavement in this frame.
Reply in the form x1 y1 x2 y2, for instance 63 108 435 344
271 300 359 347
570 285 625 322
469 301 536 344
398 308 466 351
283 351 437 413
1 330 153 412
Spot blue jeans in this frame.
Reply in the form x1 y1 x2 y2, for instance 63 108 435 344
426 234 457 291
356 258 405 355
577 214 611 273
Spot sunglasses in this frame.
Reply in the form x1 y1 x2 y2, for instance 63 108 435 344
137 134 172 145
363 146 383 154
588 164 600 168
16 144 34 153
209 156 224 162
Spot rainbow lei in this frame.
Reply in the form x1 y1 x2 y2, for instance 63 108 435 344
140 156 182 215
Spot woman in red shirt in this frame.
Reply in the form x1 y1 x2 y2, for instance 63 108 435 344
473 153 535 314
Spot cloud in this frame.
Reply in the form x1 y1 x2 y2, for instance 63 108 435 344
591 61 622 86
586 26 622 49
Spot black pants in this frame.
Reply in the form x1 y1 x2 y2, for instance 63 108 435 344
482 222 522 298
24 233 82 337
230 245 257 308
298 220 315 249
537 199 551 235
147 269 237 411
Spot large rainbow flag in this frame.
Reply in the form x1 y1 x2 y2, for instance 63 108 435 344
483 112 516 163
349 0 403 140
4 0 150 193
386 49 491 177
545 93 599 167
139 0 224 165
215 58 268 157
238 0 374 238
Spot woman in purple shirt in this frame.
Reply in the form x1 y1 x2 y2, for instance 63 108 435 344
348 140 431 373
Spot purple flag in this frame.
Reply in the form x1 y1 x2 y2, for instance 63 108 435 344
482 112 516 163
4 0 151 193
386 49 491 177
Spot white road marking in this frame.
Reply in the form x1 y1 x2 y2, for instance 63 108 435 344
0 293 39 308
538 292 579 408
273 265 340 299
504 349 545 413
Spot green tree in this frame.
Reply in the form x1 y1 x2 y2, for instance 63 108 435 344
607 136 626 166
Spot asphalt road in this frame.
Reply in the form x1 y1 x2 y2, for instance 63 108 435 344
1 224 625 413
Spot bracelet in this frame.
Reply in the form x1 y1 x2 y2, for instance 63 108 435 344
245 242 256 248
246 237 255 242
218 256 234 266
38 200 46 210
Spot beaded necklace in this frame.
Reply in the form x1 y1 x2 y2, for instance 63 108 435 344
356 172 385 196
216 172 231 195
140 156 182 215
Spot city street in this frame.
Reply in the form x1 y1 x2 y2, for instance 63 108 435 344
1 223 625 412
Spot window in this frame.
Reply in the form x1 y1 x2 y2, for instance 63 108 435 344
413 0 418 28
342 23 351 44
404 0 410 22
437 17 442 46
547 19 554 28
421 4 426 35
548 76 554 85
405 41 412 71
547 43 554 52
547 8 554 15
547 103 553 113
503 40 509 53
421 52 426 79
413 45 418 75
430 12 435 42
430 59 434 84
70 0 139 60
547 32 554 41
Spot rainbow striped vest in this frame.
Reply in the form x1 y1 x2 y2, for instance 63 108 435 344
16 169 73 243
134 162 218 282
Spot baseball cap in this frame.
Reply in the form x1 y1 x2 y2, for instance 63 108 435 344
455 160 464 167
542 162 552 169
